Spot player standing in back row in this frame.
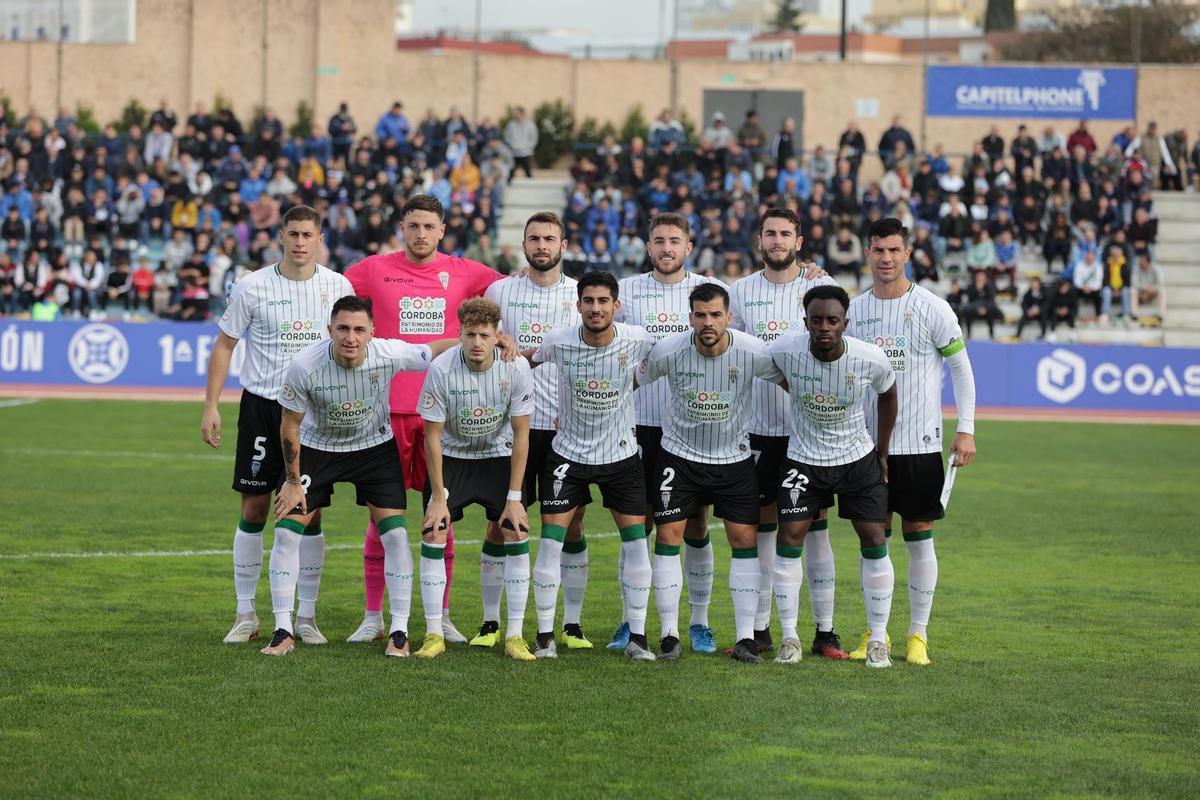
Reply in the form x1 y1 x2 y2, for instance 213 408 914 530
729 207 848 659
202 204 353 645
848 217 976 666
344 194 502 645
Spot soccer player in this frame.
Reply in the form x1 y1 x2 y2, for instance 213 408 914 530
848 217 977 666
636 282 783 663
484 212 594 650
418 298 537 661
524 271 657 660
612 212 719 654
344 194 502 644
202 204 353 645
729 207 848 659
767 285 898 667
262 296 455 657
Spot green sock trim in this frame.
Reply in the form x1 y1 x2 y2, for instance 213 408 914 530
884 527 892 539
541 524 567 543
276 518 306 535
562 536 588 554
482 540 507 557
731 546 759 559
654 542 682 556
776 544 804 559
505 540 530 556
619 525 647 542
420 543 446 560
378 515 407 534
810 519 828 532
757 523 778 533
861 544 889 559
302 522 322 536
238 517 265 534
903 530 934 542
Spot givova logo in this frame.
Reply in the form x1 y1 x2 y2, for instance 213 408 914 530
1036 348 1087 404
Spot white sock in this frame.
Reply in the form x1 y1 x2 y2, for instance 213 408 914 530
616 542 627 623
232 521 263 615
268 525 301 634
480 545 505 623
772 548 804 642
380 521 413 634
560 543 589 626
905 536 938 638
532 537 564 634
729 553 760 643
684 536 714 628
504 542 531 639
652 550 683 639
861 549 895 642
805 525 837 632
755 527 777 630
296 530 325 619
419 542 447 634
621 537 652 636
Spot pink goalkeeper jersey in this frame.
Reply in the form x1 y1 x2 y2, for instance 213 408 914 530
345 250 501 414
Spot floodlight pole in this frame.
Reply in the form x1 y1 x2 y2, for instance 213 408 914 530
920 0 930 153
472 0 482 123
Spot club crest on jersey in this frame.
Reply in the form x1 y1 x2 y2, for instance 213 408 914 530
729 365 739 383
618 353 628 370
251 460 262 478
438 271 450 290
321 290 330 304
846 372 856 388
661 491 672 510
369 371 379 386
499 378 510 396
905 309 915 324
789 488 801 506
552 478 564 498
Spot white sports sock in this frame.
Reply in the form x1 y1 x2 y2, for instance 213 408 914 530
772 549 804 642
268 525 301 634
380 522 413 634
532 537 564 634
620 538 652 636
232 521 263 615
861 549 895 642
560 545 589 626
804 526 837 632
684 537 714 628
480 546 505 622
296 531 325 619
616 542 627 623
755 527 777 630
905 536 938 638
729 554 760 643
419 542 447 634
652 551 683 639
504 543 531 639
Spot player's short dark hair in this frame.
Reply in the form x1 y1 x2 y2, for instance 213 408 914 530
803 284 850 313
332 295 373 321
577 271 619 300
401 194 444 221
758 207 801 236
458 298 501 329
866 217 910 246
282 204 321 229
649 212 690 240
689 282 729 310
524 211 565 238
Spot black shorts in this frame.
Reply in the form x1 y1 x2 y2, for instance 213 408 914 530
886 453 946 522
524 428 557 502
539 449 647 516
751 433 832 510
637 425 663 508
232 390 284 495
423 455 525 523
654 450 759 526
776 451 888 523
280 439 408 512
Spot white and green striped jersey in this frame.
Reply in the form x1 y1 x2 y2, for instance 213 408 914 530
418 346 535 459
218 263 354 400
532 322 655 466
637 329 778 465
767 333 896 467
280 338 433 452
484 273 578 431
616 271 718 428
729 269 838 437
848 284 965 455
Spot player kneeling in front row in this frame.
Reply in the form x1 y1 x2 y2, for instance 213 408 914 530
636 282 785 663
766 285 899 667
418 299 537 661
262 296 456 656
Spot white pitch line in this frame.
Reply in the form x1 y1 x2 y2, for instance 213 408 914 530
0 398 39 408
0 447 233 462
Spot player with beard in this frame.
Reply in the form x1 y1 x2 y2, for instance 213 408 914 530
730 207 849 659
482 212 593 650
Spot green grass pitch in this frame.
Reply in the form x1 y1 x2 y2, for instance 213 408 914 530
1 398 1198 798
